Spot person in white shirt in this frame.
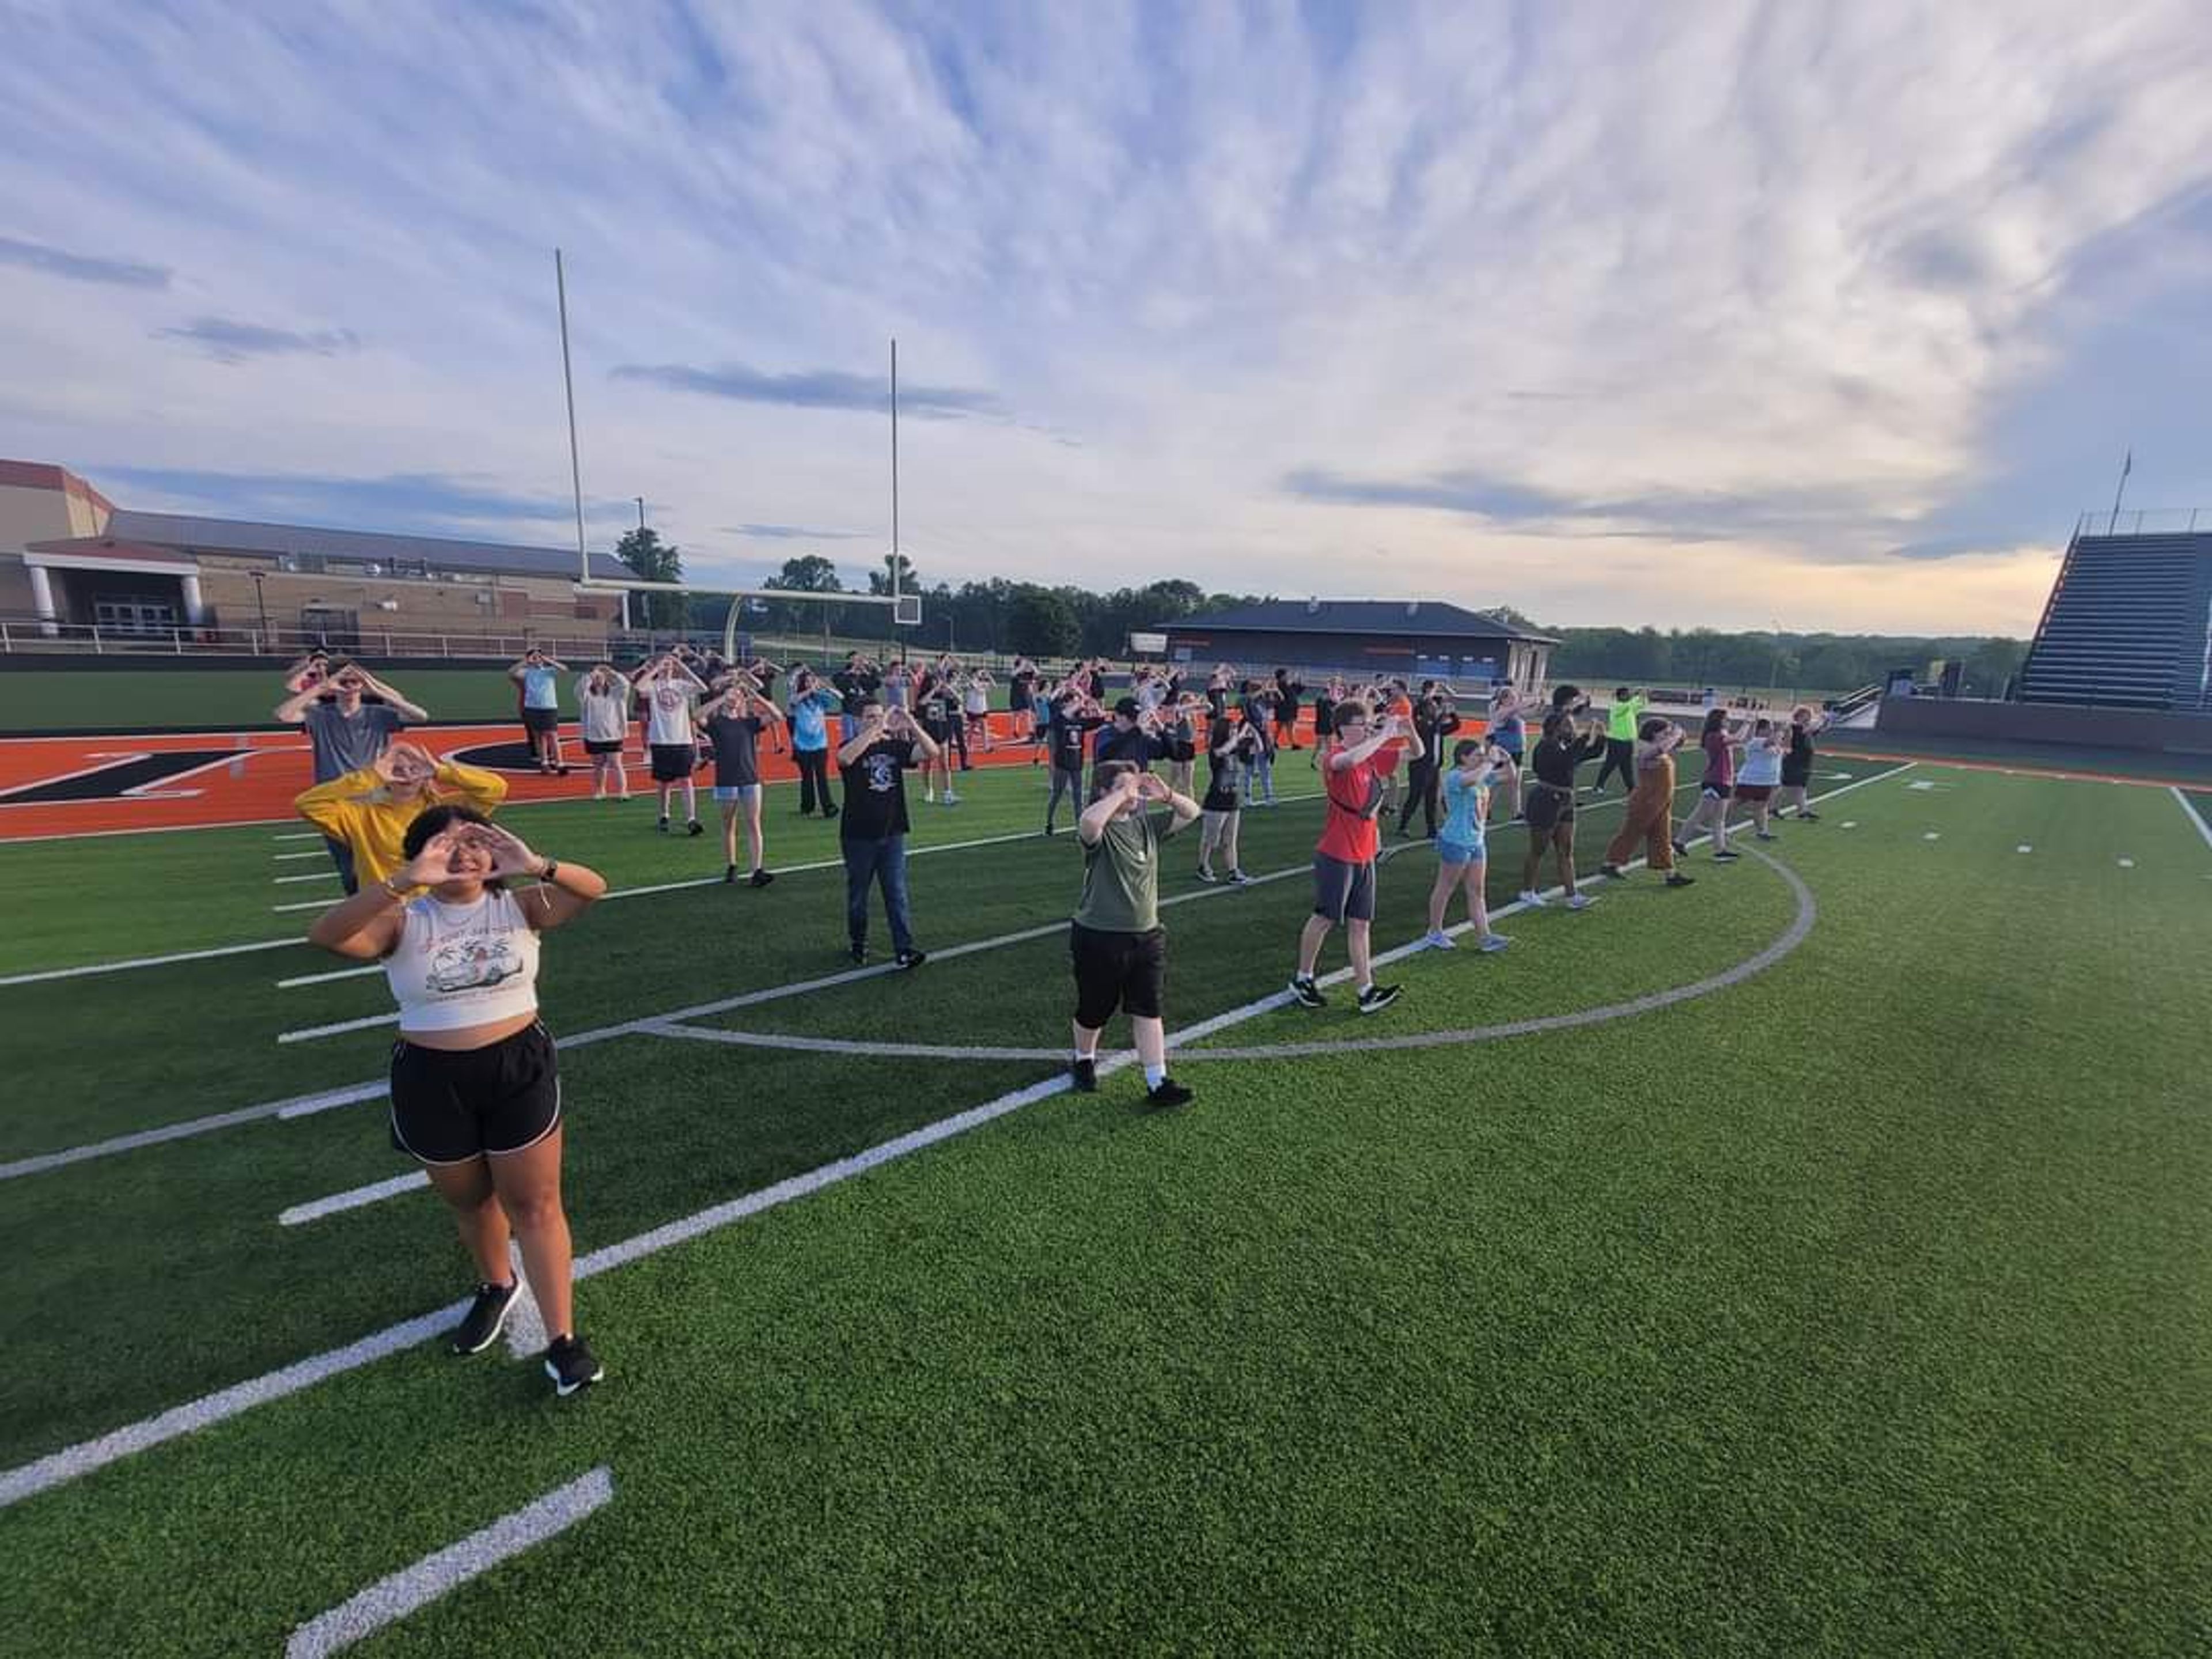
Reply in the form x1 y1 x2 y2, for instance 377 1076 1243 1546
637 654 707 835
1735 717 1787 840
576 664 632 801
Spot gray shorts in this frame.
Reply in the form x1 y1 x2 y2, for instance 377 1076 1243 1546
1312 853 1376 924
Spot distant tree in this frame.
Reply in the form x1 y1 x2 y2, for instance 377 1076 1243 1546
762 554 849 635
614 527 684 630
868 552 921 597
1007 586 1080 658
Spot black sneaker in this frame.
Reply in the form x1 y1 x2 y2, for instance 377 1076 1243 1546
822 805 839 820
1288 976 1327 1009
1798 810 1821 821
1146 1078 1195 1108
1599 863 1628 880
450 1280 519 1356
896 948 927 970
1671 840 1688 859
1357 983 1403 1015
543 1333 604 1398
1665 872 1696 888
1713 849 1742 862
687 820 704 837
724 865 738 884
1228 869 1252 885
848 941 867 965
749 868 774 888
1071 1056 1099 1093
657 816 670 834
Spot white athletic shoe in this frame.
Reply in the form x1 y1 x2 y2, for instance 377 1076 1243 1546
1478 933 1512 952
943 791 960 805
1518 889 1547 907
1565 893 1597 911
1424 929 1456 949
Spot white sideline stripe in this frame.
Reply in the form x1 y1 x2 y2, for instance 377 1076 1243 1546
274 897 336 912
0 936 302 988
502 1241 549 1361
2171 786 2212 853
278 1012 401 1044
274 870 340 884
279 1172 429 1226
274 850 328 861
0 764 1911 1506
273 832 322 842
284 1468 612 1658
278 964 382 988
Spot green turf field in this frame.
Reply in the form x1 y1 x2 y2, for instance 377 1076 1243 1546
2 759 2209 1654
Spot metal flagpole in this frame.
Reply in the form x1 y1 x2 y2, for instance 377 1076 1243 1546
2108 447 2132 535
555 248 589 586
890 337 900 623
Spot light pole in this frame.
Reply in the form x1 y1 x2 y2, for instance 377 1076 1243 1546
634 497 646 532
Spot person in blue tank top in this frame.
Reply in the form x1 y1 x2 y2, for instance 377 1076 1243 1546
507 648 570 775
1424 739 1513 952
786 666 843 820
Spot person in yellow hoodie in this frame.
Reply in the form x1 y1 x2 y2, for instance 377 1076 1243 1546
293 740 509 887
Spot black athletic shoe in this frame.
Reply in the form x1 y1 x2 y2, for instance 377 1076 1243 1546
1798 810 1821 821
749 868 774 888
687 820 704 837
1071 1056 1099 1093
1713 849 1742 862
657 816 671 834
724 865 738 884
1357 983 1403 1016
1599 863 1628 880
1288 976 1327 1009
849 941 867 965
1665 872 1696 888
1147 1078 1195 1108
1671 840 1688 859
450 1281 519 1356
896 948 927 970
543 1333 604 1398
822 805 839 820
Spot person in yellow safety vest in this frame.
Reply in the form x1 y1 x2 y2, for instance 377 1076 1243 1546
1589 685 1646 796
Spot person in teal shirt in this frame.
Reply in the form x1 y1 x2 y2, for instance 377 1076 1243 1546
1424 740 1512 952
786 666 842 819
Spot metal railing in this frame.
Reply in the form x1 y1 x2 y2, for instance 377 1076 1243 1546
0 618 629 660
2075 507 2209 537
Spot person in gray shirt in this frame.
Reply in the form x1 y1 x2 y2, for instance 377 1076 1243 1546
276 660 427 892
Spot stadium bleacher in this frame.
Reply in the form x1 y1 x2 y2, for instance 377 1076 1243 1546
2017 517 2212 711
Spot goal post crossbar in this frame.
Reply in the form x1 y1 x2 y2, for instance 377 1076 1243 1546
576 579 921 659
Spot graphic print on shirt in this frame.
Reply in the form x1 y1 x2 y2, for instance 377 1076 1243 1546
863 752 902 793
425 933 524 994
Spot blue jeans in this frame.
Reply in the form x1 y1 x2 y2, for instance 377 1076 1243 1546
1253 753 1275 804
842 834 913 954
839 713 860 746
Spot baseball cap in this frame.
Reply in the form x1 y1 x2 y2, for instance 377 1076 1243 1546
1114 696 1142 718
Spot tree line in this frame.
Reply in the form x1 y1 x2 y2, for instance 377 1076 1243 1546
616 529 2024 695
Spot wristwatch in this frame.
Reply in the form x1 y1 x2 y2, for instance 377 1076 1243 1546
539 858 559 884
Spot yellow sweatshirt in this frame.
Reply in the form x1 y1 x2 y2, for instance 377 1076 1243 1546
293 762 509 885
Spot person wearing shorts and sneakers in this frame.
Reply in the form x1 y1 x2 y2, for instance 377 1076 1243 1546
1290 702 1423 1014
638 654 708 835
306 806 608 1397
1425 740 1512 951
1518 707 1607 910
1197 708 1260 883
507 649 570 774
1674 707 1745 862
1069 762 1200 1106
699 679 783 886
577 664 632 801
1775 704 1828 820
1736 718 1786 839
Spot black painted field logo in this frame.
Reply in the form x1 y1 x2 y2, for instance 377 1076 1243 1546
0 750 243 805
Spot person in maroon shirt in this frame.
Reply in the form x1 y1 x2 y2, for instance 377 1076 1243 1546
1288 701 1424 1014
1672 707 1747 862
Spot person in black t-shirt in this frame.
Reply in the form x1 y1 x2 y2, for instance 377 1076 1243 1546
830 653 882 747
1043 688 1105 835
1518 708 1607 908
698 681 784 887
1395 681 1463 839
1273 668 1306 751
914 664 963 804
1775 704 1829 821
836 698 940 967
1197 710 1261 882
1092 696 1165 787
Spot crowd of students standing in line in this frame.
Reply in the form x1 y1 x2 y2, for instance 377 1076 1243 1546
274 643 1831 1400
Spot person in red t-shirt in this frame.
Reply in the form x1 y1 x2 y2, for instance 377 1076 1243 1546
1289 700 1425 1014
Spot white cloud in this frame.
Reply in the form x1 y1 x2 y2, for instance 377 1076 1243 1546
0 0 2207 634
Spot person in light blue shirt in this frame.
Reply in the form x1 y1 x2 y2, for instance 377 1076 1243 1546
1424 739 1510 952
787 666 843 819
508 648 569 775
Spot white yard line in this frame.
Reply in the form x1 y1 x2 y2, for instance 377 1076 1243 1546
2171 785 2212 853
278 1172 430 1226
274 850 329 862
278 964 383 989
274 870 340 885
1 766 1908 1508
283 1468 612 1658
272 897 336 912
273 832 323 842
0 937 304 988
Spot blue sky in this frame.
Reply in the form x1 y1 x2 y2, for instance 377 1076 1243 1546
3 0 2210 634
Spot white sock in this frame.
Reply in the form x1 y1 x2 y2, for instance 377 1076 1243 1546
1073 1048 1094 1065
1143 1063 1166 1089
1358 980 1373 995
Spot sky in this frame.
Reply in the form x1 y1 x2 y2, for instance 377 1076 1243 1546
3 0 2210 638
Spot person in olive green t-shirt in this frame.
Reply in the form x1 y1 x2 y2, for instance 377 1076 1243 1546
1070 760 1200 1107
1592 685 1646 796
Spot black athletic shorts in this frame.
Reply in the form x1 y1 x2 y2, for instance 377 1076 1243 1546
1070 922 1166 1027
389 1020 560 1164
1312 853 1377 924
584 737 623 755
1525 783 1573 831
521 707 560 735
650 742 695 782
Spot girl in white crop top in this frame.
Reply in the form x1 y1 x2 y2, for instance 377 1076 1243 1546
306 804 610 1397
